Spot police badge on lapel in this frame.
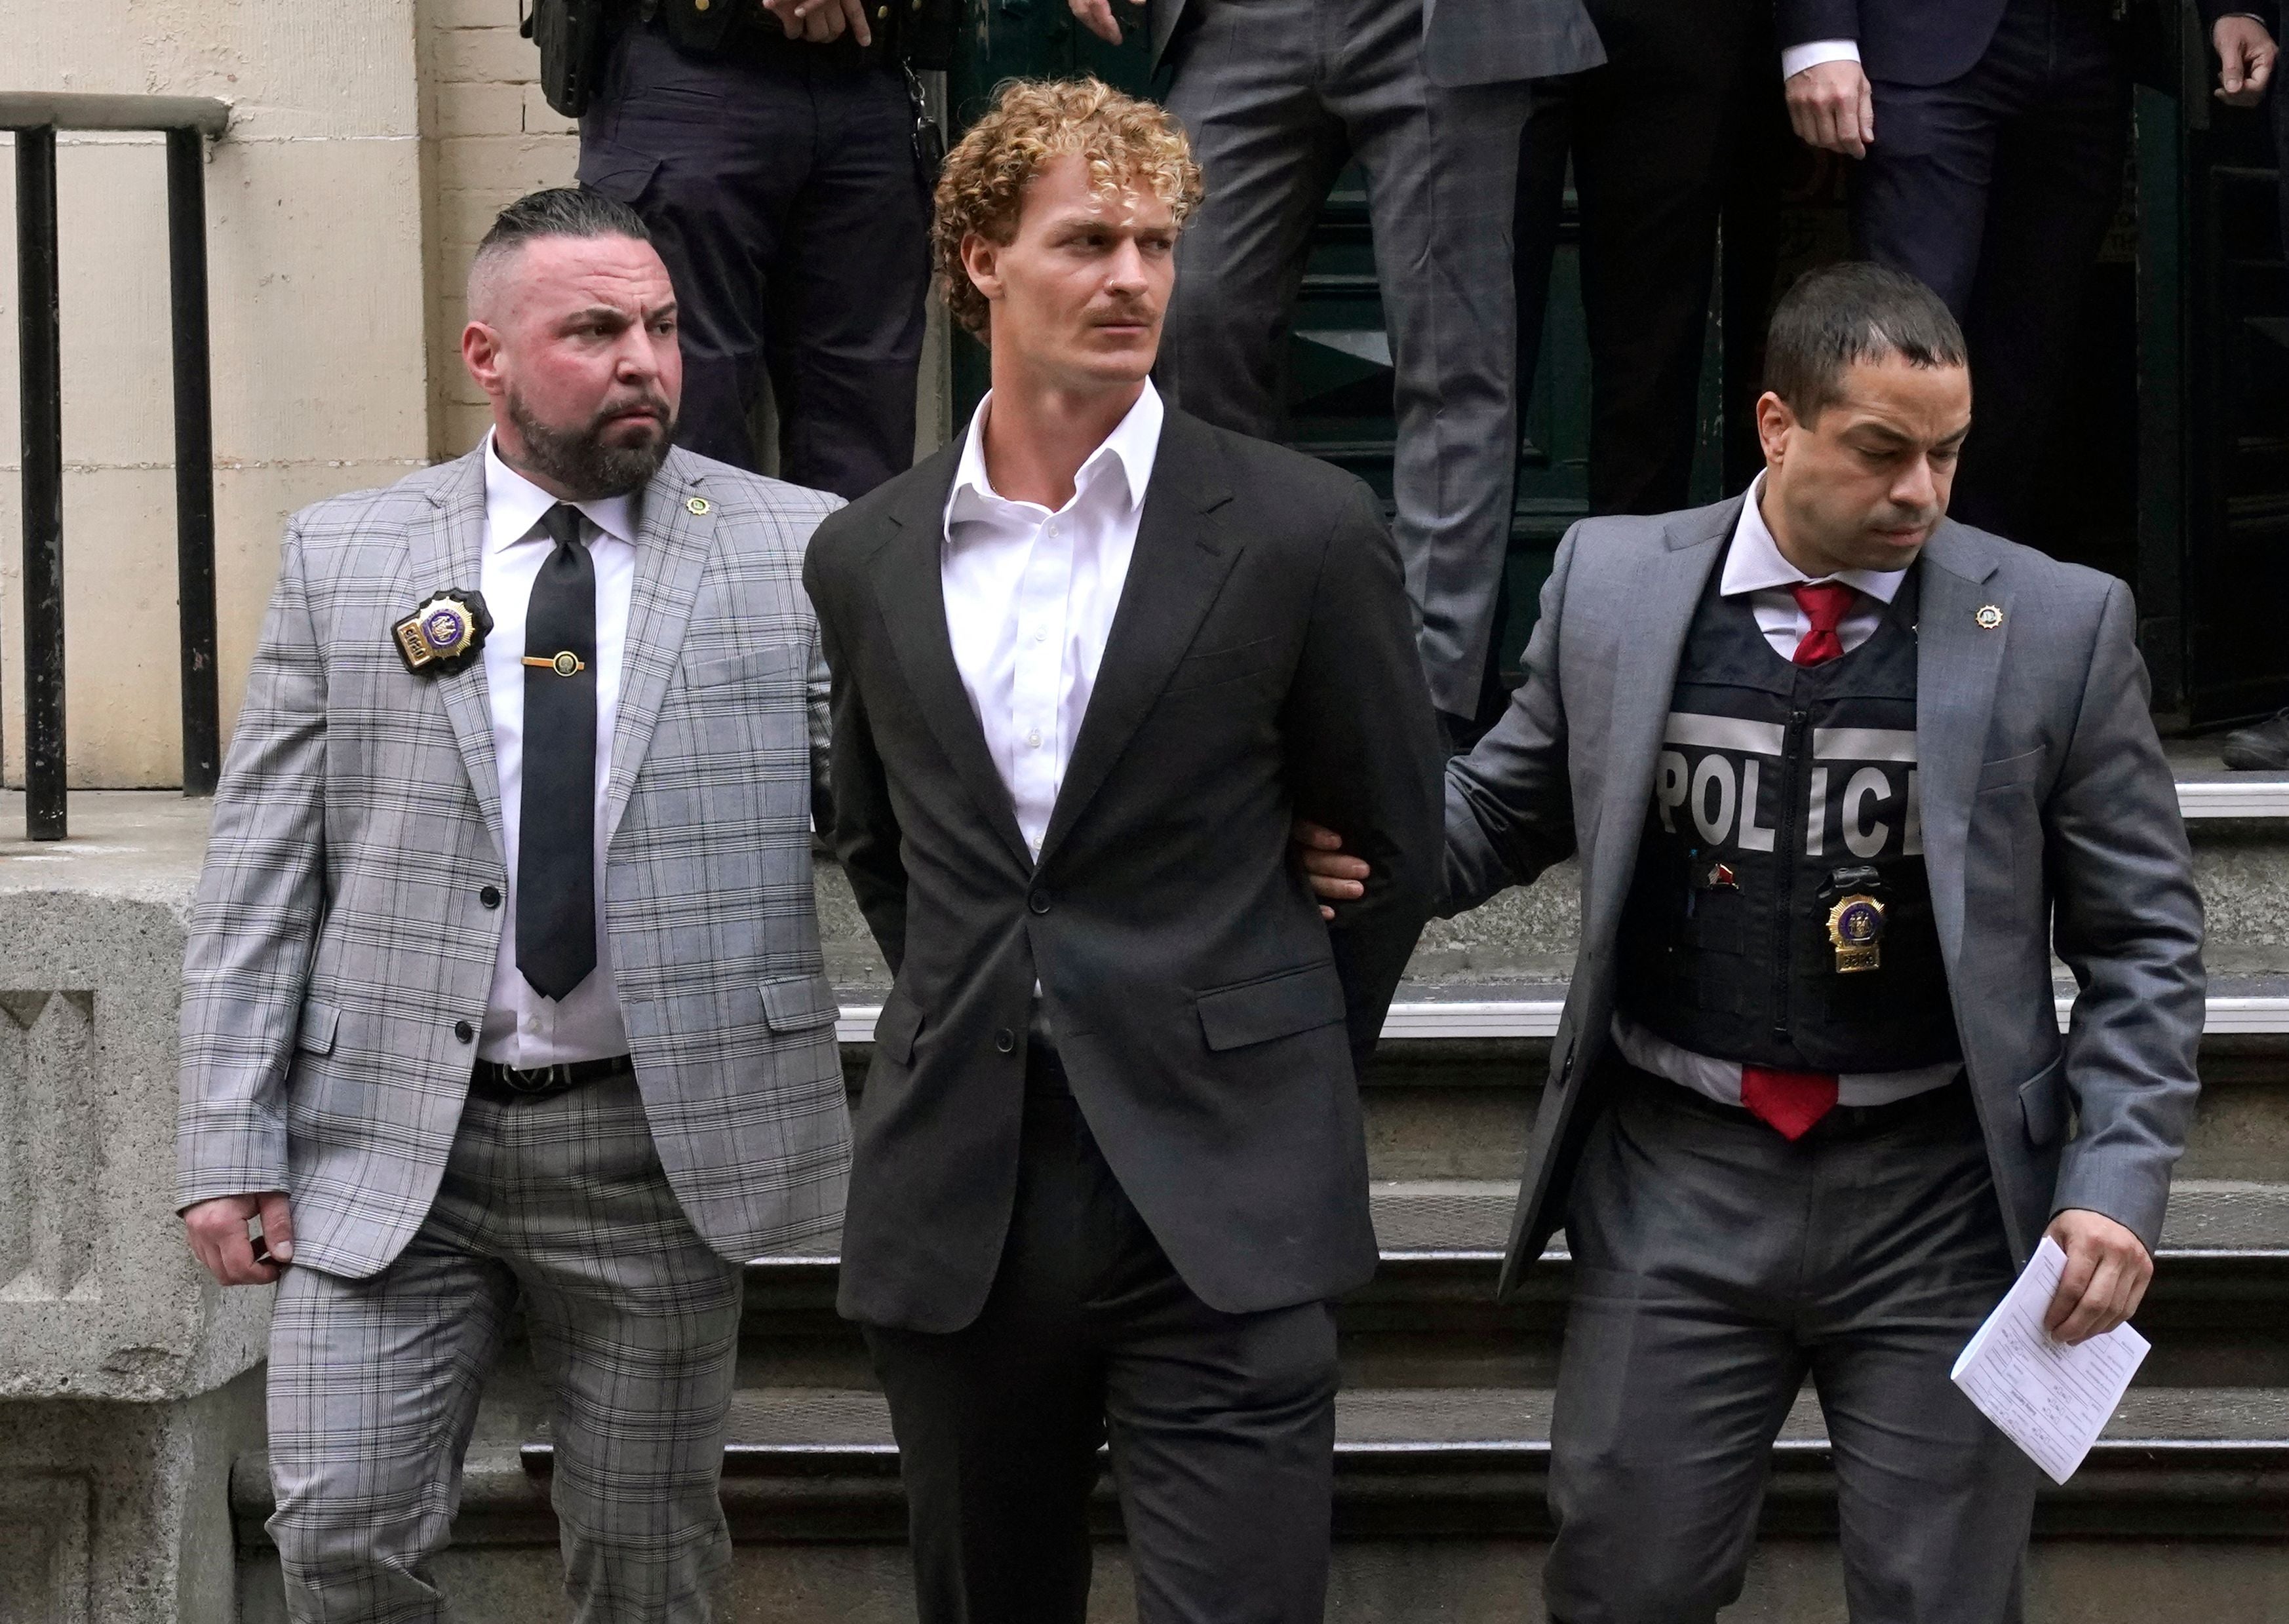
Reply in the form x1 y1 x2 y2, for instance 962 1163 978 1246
393 590 493 674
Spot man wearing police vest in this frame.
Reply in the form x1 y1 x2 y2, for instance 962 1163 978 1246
1299 261 2204 1621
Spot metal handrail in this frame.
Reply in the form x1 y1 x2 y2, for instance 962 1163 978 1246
3 92 231 839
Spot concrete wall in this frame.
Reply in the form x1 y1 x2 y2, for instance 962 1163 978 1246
0 1 433 788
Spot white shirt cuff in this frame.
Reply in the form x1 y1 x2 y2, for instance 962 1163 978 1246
1782 39 1862 80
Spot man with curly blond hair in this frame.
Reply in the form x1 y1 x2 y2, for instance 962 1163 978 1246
804 77 1443 1623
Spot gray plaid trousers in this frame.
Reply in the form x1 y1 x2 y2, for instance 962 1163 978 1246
266 1079 744 1623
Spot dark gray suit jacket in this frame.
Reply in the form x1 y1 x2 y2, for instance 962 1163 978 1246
807 408 1443 1334
1148 0 1605 86
1444 498 2205 1296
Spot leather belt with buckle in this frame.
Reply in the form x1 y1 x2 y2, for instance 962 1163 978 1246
469 1053 635 1103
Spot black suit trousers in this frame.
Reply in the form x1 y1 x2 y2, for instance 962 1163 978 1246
577 22 929 499
865 1054 1340 1624
1851 0 2127 547
1512 0 1780 523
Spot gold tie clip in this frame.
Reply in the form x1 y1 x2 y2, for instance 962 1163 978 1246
522 651 586 678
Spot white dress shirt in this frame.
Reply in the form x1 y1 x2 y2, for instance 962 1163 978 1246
940 381 1164 859
1613 474 1959 1110
1782 38 1861 79
476 431 640 1068
1723 470 1908 661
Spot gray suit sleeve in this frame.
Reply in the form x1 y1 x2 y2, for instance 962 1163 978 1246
175 520 329 1210
1441 525 1582 916
2044 580 2205 1251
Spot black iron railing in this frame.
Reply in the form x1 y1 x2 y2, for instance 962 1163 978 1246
2 92 230 840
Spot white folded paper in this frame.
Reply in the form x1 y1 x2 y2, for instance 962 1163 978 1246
1949 1235 2150 1485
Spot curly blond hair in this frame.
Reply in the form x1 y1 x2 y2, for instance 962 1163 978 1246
933 77 1205 341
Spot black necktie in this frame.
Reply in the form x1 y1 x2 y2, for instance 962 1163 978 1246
518 502 598 1001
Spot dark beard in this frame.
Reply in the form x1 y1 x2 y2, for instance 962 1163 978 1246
504 388 676 498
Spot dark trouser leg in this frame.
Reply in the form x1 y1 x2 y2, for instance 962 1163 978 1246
1567 0 1767 518
579 26 808 473
1852 72 1998 317
1806 1090 2034 1624
1158 0 1350 442
766 65 930 499
1102 1269 1338 1624
1512 84 1574 450
864 1091 1110 1624
1949 10 2127 545
1542 1076 1805 1624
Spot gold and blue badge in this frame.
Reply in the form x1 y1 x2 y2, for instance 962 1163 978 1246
393 589 493 674
1826 893 1886 974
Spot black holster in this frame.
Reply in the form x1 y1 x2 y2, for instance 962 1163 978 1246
521 0 614 118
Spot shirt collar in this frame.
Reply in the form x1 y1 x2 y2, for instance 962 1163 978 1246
482 429 640 551
1719 471 1908 605
945 379 1165 532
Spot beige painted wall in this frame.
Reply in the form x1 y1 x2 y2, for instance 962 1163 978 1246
0 1 431 788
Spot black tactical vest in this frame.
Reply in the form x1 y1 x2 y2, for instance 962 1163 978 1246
1614 564 1962 1073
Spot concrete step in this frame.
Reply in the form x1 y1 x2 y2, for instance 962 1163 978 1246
228 1383 2289 1550
735 1179 2289 1391
831 973 2289 1047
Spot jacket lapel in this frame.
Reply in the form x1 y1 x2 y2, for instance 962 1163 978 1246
871 443 1036 869
412 448 505 857
1913 522 2008 965
604 450 715 843
1036 412 1241 866
1581 500 1734 946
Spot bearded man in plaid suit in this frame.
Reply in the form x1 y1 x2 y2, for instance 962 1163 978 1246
174 187 850 1622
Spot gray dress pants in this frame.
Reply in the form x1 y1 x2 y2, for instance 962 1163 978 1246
1157 0 1529 723
264 1079 746 1623
1544 1062 2041 1624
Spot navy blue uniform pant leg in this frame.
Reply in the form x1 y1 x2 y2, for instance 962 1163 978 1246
577 25 928 497
1850 0 2126 545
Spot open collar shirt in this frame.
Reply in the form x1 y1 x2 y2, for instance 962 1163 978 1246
939 380 1164 860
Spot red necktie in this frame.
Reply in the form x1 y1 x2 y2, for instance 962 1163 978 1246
1743 581 1862 1138
1741 1065 1839 1141
1790 580 1858 667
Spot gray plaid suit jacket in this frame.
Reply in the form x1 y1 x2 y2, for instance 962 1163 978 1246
176 444 851 1279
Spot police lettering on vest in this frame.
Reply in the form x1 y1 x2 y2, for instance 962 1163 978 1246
1616 567 1961 1074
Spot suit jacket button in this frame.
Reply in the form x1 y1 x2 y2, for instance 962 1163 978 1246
994 1029 1016 1054
454 1020 475 1044
479 885 501 909
1028 891 1051 915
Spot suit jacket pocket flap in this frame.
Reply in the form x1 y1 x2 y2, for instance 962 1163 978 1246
296 999 340 1056
759 974 840 1034
1196 962 1347 1052
2018 1054 2069 1147
873 988 924 1065
1976 747 2046 792
685 642 805 689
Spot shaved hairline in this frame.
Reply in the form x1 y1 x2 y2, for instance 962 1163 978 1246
465 229 655 327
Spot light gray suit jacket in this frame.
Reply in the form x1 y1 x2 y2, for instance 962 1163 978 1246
176 445 851 1279
1146 0 1605 86
1446 498 2206 1296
